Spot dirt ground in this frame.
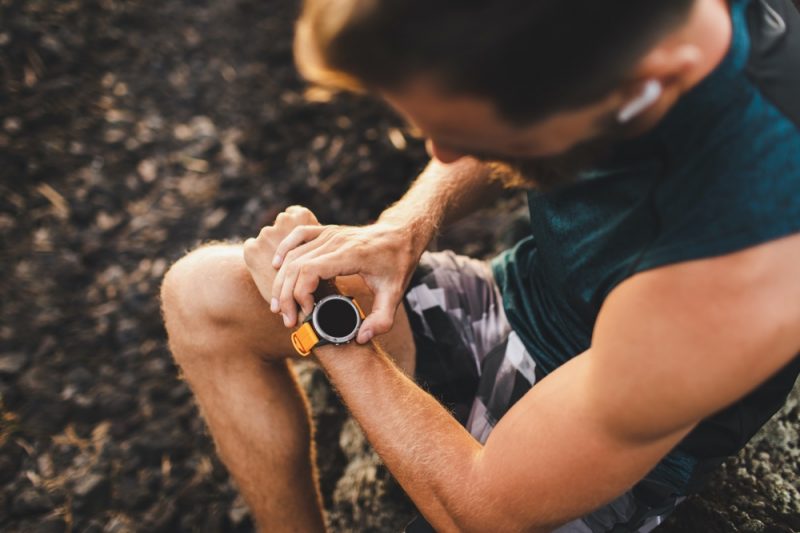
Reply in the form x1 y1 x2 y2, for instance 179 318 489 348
1 0 798 531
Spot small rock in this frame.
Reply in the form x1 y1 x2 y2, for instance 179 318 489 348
115 477 151 511
79 519 104 533
33 516 65 533
741 518 766 532
0 454 19 484
0 352 27 376
104 515 137 533
12 488 53 516
3 117 21 133
137 159 158 182
19 366 61 395
228 497 250 527
143 500 178 532
64 367 93 392
72 473 111 511
95 385 137 418
20 396 68 435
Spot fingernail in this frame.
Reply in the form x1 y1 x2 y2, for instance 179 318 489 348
271 298 279 312
272 254 282 267
282 314 291 327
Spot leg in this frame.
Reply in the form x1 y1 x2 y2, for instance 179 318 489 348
160 243 416 532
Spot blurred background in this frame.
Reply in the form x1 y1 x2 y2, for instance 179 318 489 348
0 0 797 531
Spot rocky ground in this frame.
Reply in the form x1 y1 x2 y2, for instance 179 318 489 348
0 0 798 531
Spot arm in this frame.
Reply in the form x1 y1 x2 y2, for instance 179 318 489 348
313 234 800 531
268 158 506 336
377 157 507 256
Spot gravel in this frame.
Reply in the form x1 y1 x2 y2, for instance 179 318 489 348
1 0 797 531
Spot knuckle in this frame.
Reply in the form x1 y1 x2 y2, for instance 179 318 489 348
297 263 313 277
379 314 395 328
293 285 308 302
243 239 262 265
291 226 310 241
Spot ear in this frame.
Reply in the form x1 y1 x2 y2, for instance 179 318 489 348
609 43 703 123
628 43 703 97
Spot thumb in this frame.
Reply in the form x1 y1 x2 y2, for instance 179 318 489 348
357 288 400 344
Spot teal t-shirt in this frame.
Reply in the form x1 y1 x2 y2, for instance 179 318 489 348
491 0 800 493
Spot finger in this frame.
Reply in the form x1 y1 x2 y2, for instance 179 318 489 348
242 239 274 304
293 264 322 318
278 260 317 328
294 256 347 318
279 254 358 328
357 286 401 344
273 225 325 268
271 236 333 314
281 252 362 327
291 253 358 317
278 205 320 227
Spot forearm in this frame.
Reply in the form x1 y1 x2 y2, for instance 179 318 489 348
378 158 505 254
314 341 486 532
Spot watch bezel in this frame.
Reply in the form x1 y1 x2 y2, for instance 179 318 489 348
312 294 362 344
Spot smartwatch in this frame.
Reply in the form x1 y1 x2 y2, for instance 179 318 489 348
291 294 366 356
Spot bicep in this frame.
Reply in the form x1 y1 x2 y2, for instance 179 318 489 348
471 355 692 531
590 236 800 441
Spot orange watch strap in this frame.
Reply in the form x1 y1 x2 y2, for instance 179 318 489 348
352 298 366 319
291 322 319 357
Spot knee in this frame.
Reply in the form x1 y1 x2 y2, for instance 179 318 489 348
161 243 259 349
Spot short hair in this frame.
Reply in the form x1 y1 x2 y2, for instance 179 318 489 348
295 0 695 125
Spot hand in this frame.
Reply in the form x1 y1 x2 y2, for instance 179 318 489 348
271 221 421 343
243 205 321 323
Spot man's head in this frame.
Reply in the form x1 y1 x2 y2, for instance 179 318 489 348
295 0 717 188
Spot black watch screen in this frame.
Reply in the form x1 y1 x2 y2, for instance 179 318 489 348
313 295 361 343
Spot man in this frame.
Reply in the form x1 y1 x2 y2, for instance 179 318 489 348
160 0 800 531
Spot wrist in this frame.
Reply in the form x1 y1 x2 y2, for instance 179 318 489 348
314 339 378 367
377 214 436 259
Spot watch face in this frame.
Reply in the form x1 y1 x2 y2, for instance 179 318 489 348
313 295 361 343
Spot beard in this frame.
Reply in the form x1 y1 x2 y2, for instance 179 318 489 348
484 112 630 192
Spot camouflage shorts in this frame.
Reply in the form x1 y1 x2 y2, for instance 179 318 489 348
402 250 683 533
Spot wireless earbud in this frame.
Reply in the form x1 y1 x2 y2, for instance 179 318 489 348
617 80 664 123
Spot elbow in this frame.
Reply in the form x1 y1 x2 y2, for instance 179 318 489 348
448 512 550 533
442 482 551 533
422 453 552 533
